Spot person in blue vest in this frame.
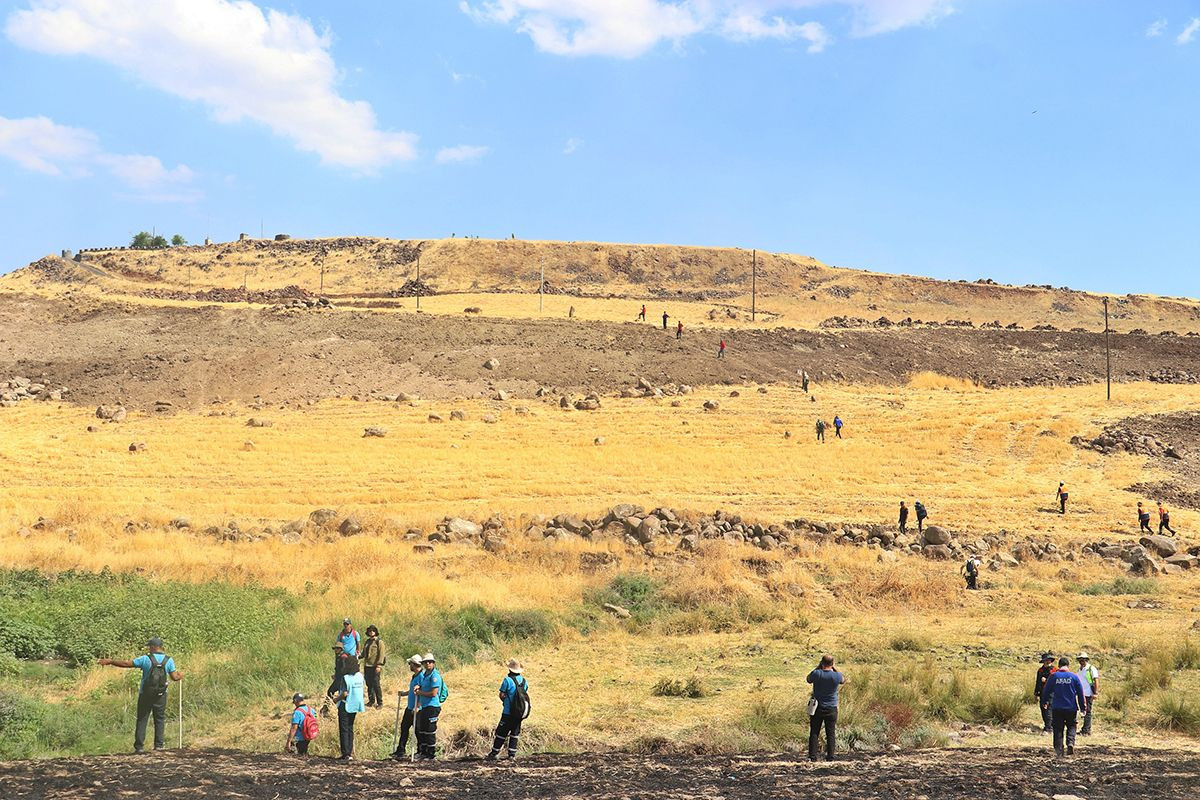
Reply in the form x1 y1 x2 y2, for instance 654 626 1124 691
1041 656 1087 757
833 415 844 439
98 637 182 753
486 659 530 761
390 654 424 759
333 655 365 760
413 653 444 760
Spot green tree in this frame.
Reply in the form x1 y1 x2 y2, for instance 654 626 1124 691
130 231 154 249
170 234 187 246
150 235 169 249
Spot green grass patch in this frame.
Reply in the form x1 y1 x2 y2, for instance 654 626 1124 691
1148 692 1200 734
1065 577 1158 596
652 677 707 698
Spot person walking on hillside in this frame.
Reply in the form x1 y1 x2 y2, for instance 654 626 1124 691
662 311 670 331
638 304 646 321
815 419 826 442
391 655 424 759
1041 657 1087 757
361 625 386 709
961 556 981 590
833 415 844 439
676 320 683 340
899 501 909 534
806 654 847 762
1076 652 1100 735
717 339 726 359
98 637 183 753
286 693 317 756
487 659 530 761
915 501 928 534
334 656 365 760
413 653 444 760
801 370 810 394
1034 652 1057 734
1158 502 1177 535
1056 482 1069 514
1138 502 1153 534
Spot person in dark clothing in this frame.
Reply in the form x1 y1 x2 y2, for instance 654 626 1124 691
815 419 826 442
98 637 183 752
1138 502 1153 533
914 501 928 534
360 626 386 708
676 321 683 340
323 642 346 716
806 654 846 761
662 311 670 330
899 501 909 534
833 416 844 439
961 557 980 590
801 371 810 393
1034 652 1056 734
1041 657 1087 757
487 659 529 760
334 656 365 759
391 655 424 759
1056 483 1068 514
1158 503 1177 534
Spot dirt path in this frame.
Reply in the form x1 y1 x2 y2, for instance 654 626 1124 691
3 746 1197 799
2 295 1199 410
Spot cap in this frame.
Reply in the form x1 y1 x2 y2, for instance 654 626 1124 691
421 652 436 663
146 637 164 649
506 659 524 674
292 693 306 703
343 617 351 625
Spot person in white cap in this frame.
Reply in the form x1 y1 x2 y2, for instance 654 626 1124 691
412 653 445 760
1076 652 1100 735
98 637 182 753
486 659 530 761
390 654 424 759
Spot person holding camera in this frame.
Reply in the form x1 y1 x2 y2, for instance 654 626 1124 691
806 653 847 762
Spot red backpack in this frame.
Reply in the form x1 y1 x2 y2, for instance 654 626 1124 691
299 705 319 741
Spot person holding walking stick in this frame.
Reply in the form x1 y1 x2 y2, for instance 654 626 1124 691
390 655 423 760
97 637 183 753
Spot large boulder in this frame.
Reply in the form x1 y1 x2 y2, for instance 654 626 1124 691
635 516 662 544
1139 535 1179 558
446 517 483 539
338 517 363 537
922 544 953 560
1165 553 1197 570
96 404 127 422
608 504 642 523
309 508 338 527
921 526 952 546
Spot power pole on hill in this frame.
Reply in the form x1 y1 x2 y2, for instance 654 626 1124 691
415 254 421 310
751 249 757 322
1103 297 1111 401
539 256 545 313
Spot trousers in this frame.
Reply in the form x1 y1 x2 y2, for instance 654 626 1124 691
416 705 440 757
337 705 356 757
490 713 523 755
1052 708 1077 754
134 690 168 751
808 707 837 760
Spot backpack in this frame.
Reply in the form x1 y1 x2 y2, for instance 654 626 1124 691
964 559 978 575
144 653 169 697
299 705 319 741
509 677 531 721
438 678 449 704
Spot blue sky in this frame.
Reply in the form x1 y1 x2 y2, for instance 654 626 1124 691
0 1 1197 296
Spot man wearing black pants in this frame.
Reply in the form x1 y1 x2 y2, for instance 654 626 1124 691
98 637 182 753
806 653 847 761
413 653 444 760
1041 657 1087 757
391 655 423 759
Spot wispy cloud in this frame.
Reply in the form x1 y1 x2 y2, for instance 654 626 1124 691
0 115 194 196
563 137 583 155
435 144 490 164
1146 18 1167 38
1178 18 1200 45
460 1 952 57
5 0 417 171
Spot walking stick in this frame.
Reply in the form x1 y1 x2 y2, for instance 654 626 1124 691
391 692 402 755
178 678 184 749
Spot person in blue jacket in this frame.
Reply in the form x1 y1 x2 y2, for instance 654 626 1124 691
833 415 844 439
413 653 444 760
390 654 424 759
1041 657 1087 757
487 659 530 761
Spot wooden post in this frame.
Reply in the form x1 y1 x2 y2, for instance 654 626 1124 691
540 256 544 313
751 249 757 322
1104 298 1111 401
416 254 421 310
319 261 325 294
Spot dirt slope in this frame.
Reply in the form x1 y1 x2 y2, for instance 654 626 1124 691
2 296 1199 410
2 747 1197 799
5 236 1199 332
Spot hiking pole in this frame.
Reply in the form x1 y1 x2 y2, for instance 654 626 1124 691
178 678 184 749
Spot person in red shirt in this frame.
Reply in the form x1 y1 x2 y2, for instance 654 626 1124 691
676 321 683 340
717 339 726 359
637 304 646 321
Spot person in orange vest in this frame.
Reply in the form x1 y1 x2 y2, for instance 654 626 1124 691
1158 502 1176 535
676 320 683 340
717 339 726 359
1137 502 1153 533
1056 482 1068 514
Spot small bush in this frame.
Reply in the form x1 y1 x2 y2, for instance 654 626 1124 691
1149 693 1200 734
652 677 707 698
1129 651 1175 696
960 689 1026 725
1066 577 1158 596
746 696 809 747
889 632 930 652
586 574 665 624
393 605 556 668
0 654 19 678
0 619 54 660
1173 638 1200 670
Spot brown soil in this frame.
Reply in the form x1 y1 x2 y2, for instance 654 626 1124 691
1083 412 1200 510
2 746 1197 799
3 296 1200 411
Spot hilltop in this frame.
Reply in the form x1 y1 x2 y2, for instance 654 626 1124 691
5 236 1199 333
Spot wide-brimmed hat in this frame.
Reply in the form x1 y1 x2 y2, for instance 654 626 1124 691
1077 651 1091 661
408 653 423 665
1040 652 1054 661
507 659 523 674
421 653 436 663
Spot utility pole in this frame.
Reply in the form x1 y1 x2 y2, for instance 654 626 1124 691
539 256 545 313
415 254 421 310
1103 297 1111 401
319 261 325 294
751 249 757 322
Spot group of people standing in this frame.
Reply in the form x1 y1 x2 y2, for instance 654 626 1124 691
635 304 730 357
1035 652 1099 757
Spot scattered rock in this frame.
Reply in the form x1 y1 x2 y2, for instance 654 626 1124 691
96 405 127 422
450 410 466 421
922 526 953 546
309 508 338 528
128 441 146 452
246 417 273 428
594 436 606 445
363 426 388 437
703 400 720 411
603 603 631 619
483 358 500 370
338 516 363 536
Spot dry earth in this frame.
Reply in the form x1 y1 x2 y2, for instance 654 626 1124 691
2 747 1197 800
3 295 1200 410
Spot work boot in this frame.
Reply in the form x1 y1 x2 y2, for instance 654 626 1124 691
485 752 498 761
1066 745 1074 755
502 751 517 761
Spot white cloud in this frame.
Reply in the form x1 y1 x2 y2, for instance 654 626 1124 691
1146 18 1167 38
0 115 193 194
563 137 583 155
5 0 417 171
460 1 952 57
435 144 490 164
1178 18 1200 45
